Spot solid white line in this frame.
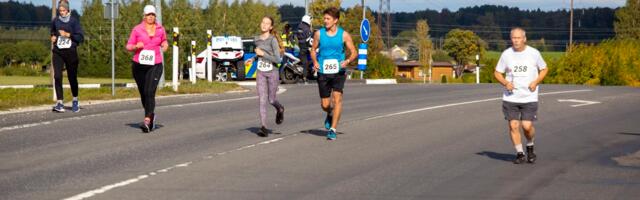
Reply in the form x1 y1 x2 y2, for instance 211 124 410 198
62 134 291 200
365 89 592 121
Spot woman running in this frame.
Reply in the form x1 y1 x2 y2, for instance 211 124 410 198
125 5 168 133
246 16 285 137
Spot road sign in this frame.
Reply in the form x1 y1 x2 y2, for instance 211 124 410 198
360 19 370 43
358 43 367 71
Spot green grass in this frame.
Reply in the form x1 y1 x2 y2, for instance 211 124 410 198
0 75 134 85
0 81 242 111
485 51 565 61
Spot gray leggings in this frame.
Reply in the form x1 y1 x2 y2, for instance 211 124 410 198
257 70 283 127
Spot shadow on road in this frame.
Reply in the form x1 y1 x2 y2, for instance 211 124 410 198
125 123 164 132
616 132 640 136
245 127 281 137
300 129 344 137
476 151 514 162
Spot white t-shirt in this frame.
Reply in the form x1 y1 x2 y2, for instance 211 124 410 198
495 45 547 103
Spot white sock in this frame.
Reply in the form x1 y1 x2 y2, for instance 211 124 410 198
73 97 78 101
526 140 534 147
330 128 336 132
57 100 63 104
515 144 524 153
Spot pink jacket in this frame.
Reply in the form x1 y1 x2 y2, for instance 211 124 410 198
126 22 167 64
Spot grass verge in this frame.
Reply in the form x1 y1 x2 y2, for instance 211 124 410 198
0 81 242 111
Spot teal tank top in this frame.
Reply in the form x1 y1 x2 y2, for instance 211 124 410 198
318 27 345 74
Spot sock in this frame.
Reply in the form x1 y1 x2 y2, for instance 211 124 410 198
57 100 63 104
73 97 78 101
515 144 524 153
330 128 336 132
526 140 534 147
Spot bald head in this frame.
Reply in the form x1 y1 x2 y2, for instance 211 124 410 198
510 27 527 52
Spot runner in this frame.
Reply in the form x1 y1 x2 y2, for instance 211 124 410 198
310 7 357 140
125 5 169 133
50 0 84 112
494 27 548 164
245 16 285 137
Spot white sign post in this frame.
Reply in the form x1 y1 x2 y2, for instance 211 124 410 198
190 41 197 84
172 27 179 92
206 30 213 82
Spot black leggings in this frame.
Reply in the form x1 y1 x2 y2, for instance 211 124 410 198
132 62 163 118
52 48 79 101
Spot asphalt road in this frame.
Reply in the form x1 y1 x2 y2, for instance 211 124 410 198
1 83 639 200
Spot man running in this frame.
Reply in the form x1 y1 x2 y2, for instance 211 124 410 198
310 7 357 140
494 27 548 164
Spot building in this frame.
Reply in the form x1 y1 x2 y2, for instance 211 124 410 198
395 61 454 82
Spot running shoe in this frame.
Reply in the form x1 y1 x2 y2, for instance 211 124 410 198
71 100 79 113
141 118 151 133
526 146 537 163
258 126 269 137
52 102 65 113
324 110 333 130
276 107 284 125
326 129 337 140
513 152 526 164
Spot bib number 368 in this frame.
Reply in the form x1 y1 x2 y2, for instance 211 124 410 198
139 50 155 65
322 59 339 74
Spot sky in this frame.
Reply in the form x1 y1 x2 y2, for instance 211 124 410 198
23 0 627 13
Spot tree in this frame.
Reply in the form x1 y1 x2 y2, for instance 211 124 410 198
415 20 432 82
309 0 341 27
614 0 640 39
442 29 485 78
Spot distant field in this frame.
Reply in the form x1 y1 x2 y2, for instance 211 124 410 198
486 51 565 61
0 76 134 85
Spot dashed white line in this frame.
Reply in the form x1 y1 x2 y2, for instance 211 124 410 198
365 89 592 121
62 134 294 200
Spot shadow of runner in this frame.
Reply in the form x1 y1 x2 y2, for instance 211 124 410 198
125 123 164 133
245 127 281 137
476 151 515 162
300 129 345 137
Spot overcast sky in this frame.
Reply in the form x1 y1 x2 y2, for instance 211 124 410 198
25 0 626 13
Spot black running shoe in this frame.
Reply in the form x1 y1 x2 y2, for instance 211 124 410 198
276 107 284 125
527 146 537 163
513 152 526 164
258 126 269 137
140 122 150 133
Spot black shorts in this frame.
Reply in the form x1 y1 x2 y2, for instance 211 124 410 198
317 71 346 98
502 101 538 121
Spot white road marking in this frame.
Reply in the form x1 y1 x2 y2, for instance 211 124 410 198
365 89 592 121
558 99 601 107
62 134 294 200
0 87 287 133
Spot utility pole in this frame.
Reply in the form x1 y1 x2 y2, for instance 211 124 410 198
51 0 57 101
155 0 165 87
569 0 574 52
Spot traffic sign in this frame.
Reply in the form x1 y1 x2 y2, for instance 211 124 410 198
360 19 370 43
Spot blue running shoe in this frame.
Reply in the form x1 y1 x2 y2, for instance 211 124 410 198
326 129 337 140
324 111 333 130
52 102 65 113
72 100 79 112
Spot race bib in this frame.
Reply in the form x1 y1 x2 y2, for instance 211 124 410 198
510 64 529 77
257 58 274 72
56 36 72 49
138 50 155 65
322 59 340 74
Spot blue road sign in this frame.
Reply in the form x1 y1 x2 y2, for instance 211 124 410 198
360 19 370 43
